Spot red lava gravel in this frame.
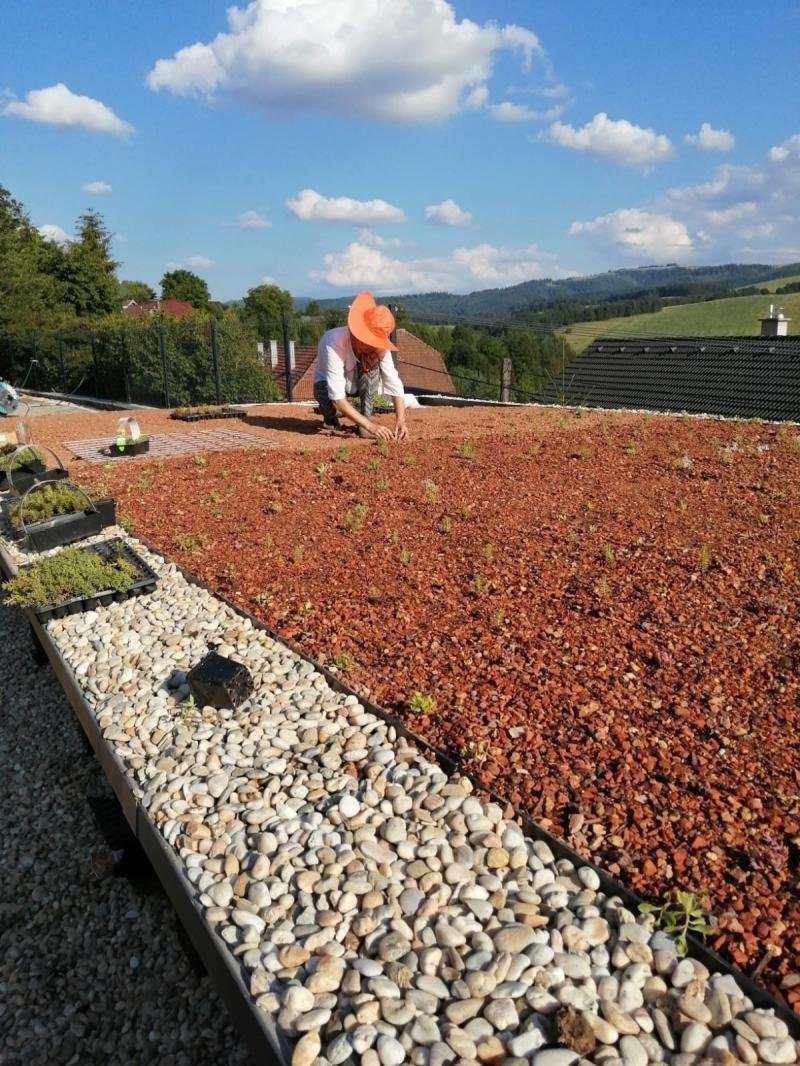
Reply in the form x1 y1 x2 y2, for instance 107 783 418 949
40 406 800 1010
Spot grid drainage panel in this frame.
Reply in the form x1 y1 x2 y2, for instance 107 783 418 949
64 428 276 464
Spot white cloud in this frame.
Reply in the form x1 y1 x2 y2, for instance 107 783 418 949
737 223 775 240
768 133 800 163
685 122 735 152
312 239 564 292
238 209 271 229
184 255 215 269
425 199 473 226
38 224 72 246
3 83 133 137
286 188 405 224
569 209 694 262
704 202 756 225
544 112 673 169
146 0 543 123
83 180 112 194
261 275 276 285
488 101 561 123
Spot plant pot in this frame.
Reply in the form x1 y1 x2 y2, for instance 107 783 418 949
7 468 70 497
21 497 117 553
187 651 253 709
19 539 159 622
0 459 46 491
110 439 150 457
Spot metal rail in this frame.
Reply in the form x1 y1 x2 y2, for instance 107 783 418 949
1 532 797 1047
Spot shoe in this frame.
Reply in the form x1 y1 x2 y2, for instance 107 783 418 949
357 425 372 438
322 416 341 430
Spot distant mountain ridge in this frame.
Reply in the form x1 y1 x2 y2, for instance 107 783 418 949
302 261 800 320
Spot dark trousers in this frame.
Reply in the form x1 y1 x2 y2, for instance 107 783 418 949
314 364 381 425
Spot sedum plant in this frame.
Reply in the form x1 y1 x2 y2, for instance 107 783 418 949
407 692 437 715
0 446 44 472
639 888 713 955
8 483 96 530
3 547 136 608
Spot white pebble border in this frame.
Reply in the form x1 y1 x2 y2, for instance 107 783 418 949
1 518 798 1066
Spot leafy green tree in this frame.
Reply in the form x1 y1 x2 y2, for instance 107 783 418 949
118 279 155 304
61 211 119 317
305 299 321 317
241 283 294 338
161 269 210 309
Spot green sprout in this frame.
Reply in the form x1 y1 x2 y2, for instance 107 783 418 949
399 547 411 565
422 479 440 505
639 889 714 956
440 515 452 535
331 651 353 671
334 446 350 463
407 692 437 715
458 441 476 460
698 543 712 573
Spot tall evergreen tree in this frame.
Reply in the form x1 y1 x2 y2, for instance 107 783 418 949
61 211 119 317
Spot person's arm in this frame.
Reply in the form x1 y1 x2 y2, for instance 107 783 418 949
333 396 393 439
379 353 409 440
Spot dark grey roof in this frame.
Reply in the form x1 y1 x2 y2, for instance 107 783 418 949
541 336 800 421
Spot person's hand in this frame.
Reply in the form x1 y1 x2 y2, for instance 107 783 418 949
394 422 409 441
369 422 394 441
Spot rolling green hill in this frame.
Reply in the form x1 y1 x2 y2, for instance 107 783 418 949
751 273 800 292
561 291 800 351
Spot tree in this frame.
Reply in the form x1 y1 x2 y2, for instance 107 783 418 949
61 210 119 317
305 299 321 317
161 269 209 309
241 283 294 338
118 279 155 304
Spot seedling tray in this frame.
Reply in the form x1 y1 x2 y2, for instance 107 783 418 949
21 539 158 622
171 410 245 422
7 468 70 496
18 498 117 553
0 459 46 491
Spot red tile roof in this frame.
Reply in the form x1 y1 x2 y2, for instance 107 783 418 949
122 299 195 318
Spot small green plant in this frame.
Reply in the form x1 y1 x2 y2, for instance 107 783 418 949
491 607 506 629
209 489 222 504
3 547 136 608
401 455 415 467
718 447 734 466
399 547 411 566
462 504 473 520
0 445 44 472
602 544 616 565
7 482 96 530
374 479 389 492
192 454 207 467
367 457 381 473
407 692 437 715
698 542 712 573
118 512 135 534
567 528 580 546
482 542 494 562
376 438 390 458
389 530 399 545
367 584 381 603
625 441 637 457
263 531 273 549
674 454 693 470
331 651 353 670
440 515 452 535
458 440 476 460
315 462 330 477
458 738 489 765
253 473 268 483
252 592 270 606
344 502 368 531
639 888 713 955
292 544 304 564
597 575 611 599
174 532 207 552
471 572 487 596
422 479 439 505
334 446 350 463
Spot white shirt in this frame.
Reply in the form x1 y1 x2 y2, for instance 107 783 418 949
313 326 404 402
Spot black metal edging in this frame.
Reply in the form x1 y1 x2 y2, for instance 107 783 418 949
2 532 797 1037
0 539 290 1066
147 537 800 1035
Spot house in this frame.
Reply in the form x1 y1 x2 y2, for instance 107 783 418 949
122 299 194 319
540 329 800 421
269 327 456 401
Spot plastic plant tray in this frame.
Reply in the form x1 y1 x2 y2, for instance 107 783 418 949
20 538 158 622
171 410 246 422
18 498 117 553
0 458 46 491
7 468 70 496
108 439 150 457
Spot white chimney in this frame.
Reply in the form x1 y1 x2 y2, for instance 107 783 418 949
269 340 278 367
760 304 791 337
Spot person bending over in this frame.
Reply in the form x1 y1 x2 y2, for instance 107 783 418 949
313 291 408 441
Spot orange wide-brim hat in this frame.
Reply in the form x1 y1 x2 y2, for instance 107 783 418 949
348 291 398 351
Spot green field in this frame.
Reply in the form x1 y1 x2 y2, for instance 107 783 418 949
561 290 800 352
750 273 800 292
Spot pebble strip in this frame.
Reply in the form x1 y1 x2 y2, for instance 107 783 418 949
2 522 798 1066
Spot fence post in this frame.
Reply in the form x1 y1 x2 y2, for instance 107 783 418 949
90 334 99 397
500 358 512 403
159 322 170 408
282 312 293 402
30 332 37 387
121 329 131 406
211 319 222 405
57 334 67 392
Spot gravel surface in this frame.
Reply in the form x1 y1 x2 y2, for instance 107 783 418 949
3 520 797 1064
0 597 248 1066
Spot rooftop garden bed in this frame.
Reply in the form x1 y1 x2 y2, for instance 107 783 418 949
51 407 800 1009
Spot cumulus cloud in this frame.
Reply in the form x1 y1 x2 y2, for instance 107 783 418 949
83 180 112 194
544 112 673 169
569 209 694 262
487 101 562 123
3 84 133 137
184 255 215 269
286 189 405 224
685 122 735 152
312 239 564 292
238 209 271 229
424 199 473 226
38 224 72 246
768 133 800 163
146 0 543 123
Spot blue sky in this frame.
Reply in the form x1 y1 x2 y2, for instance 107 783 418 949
2 1 799 301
